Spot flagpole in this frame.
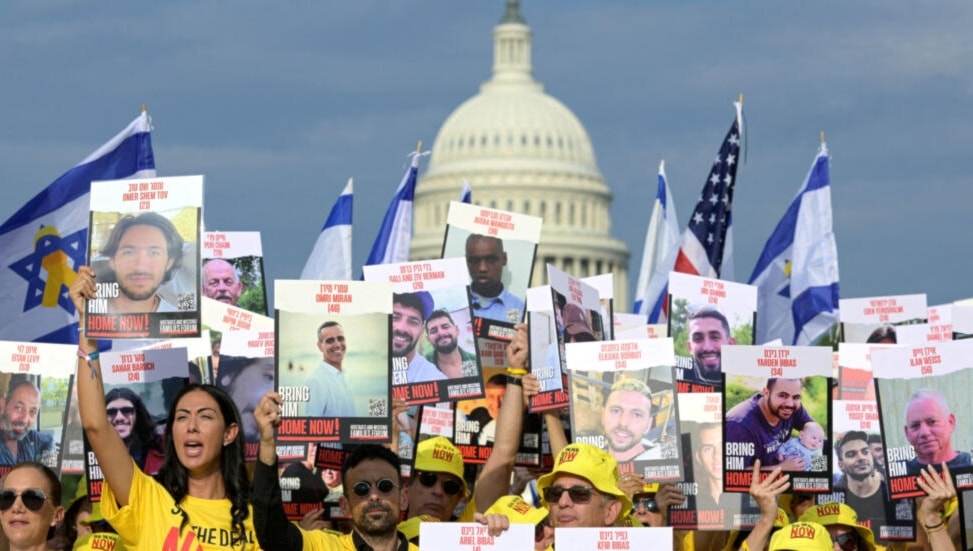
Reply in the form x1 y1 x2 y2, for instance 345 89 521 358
415 140 423 155
820 130 825 144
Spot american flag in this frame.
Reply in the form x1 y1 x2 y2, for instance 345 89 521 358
673 101 743 278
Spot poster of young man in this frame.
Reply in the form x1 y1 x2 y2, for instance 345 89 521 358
451 366 542 467
82 346 189 500
667 272 757 392
668 392 757 531
872 339 973 500
838 293 928 344
364 257 484 404
816 399 916 544
441 201 541 342
201 231 269 316
0 341 74 477
834 342 894 401
526 285 568 413
275 280 392 457
565 338 681 480
85 175 202 339
218 330 275 462
722 345 833 493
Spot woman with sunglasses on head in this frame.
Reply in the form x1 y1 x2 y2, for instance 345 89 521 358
69 267 261 551
0 462 64 551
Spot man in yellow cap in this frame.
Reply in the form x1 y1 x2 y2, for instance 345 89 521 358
798 502 876 551
485 494 552 551
768 521 833 551
537 442 631 529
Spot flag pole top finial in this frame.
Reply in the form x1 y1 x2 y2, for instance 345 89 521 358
737 93 743 105
415 140 423 154
140 104 147 113
820 131 825 144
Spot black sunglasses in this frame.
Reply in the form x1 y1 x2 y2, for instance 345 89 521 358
351 478 396 498
832 532 860 551
416 471 463 496
542 484 594 504
633 495 659 513
107 406 135 417
0 489 49 512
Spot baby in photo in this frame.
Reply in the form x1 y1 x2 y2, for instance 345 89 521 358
777 421 825 471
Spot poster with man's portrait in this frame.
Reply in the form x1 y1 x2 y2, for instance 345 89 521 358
816 399 916 544
441 201 541 342
85 175 202 339
667 272 757 392
838 293 927 345
201 231 268 316
565 338 681 481
219 330 276 462
722 345 833 493
526 285 568 412
364 257 483 405
872 339 973 500
83 347 189 500
0 341 74 477
275 280 392 456
667 392 756 531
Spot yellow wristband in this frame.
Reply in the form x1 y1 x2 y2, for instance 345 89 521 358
506 366 528 376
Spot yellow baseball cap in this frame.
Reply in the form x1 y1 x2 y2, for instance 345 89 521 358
798 502 875 551
769 521 833 551
73 532 127 551
485 495 548 526
536 443 632 517
414 437 468 494
397 514 439 542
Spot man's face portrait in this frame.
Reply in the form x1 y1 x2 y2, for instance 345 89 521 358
202 259 242 305
601 389 653 454
465 236 506 295
0 384 39 442
108 224 175 301
687 315 734 379
694 424 722 483
426 316 459 354
838 438 875 482
904 395 956 463
762 379 802 421
869 441 885 468
317 325 347 367
106 397 137 440
391 302 423 357
484 381 506 420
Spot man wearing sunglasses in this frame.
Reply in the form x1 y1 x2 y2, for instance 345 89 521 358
0 377 54 467
252 392 418 550
536 443 631 529
306 321 356 417
799 502 877 551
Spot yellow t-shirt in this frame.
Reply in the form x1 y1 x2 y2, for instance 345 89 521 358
101 462 261 551
301 532 418 551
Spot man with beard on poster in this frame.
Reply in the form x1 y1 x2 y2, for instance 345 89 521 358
423 309 477 379
725 378 815 470
392 293 446 384
831 430 892 535
0 377 55 466
684 306 735 386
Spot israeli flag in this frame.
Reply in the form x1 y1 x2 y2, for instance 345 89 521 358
0 112 155 343
749 143 839 345
364 153 421 268
301 178 353 280
459 180 472 204
633 161 680 322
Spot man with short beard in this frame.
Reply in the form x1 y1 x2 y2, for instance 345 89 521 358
392 293 445 384
831 431 892 536
725 378 815 470
423 310 477 379
0 377 54 466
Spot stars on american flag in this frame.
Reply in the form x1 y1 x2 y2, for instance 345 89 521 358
687 119 741 275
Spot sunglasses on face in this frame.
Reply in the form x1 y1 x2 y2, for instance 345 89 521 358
107 406 135 417
0 489 49 512
542 484 595 504
416 471 463 496
351 478 397 498
633 495 659 513
832 532 861 551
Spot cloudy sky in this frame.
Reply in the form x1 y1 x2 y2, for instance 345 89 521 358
2 1 971 309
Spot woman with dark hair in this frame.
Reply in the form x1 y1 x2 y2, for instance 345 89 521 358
70 266 260 551
0 462 64 551
104 387 164 474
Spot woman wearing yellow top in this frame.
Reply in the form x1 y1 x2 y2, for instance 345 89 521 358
70 266 260 550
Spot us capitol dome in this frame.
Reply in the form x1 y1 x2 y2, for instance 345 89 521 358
411 0 631 306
